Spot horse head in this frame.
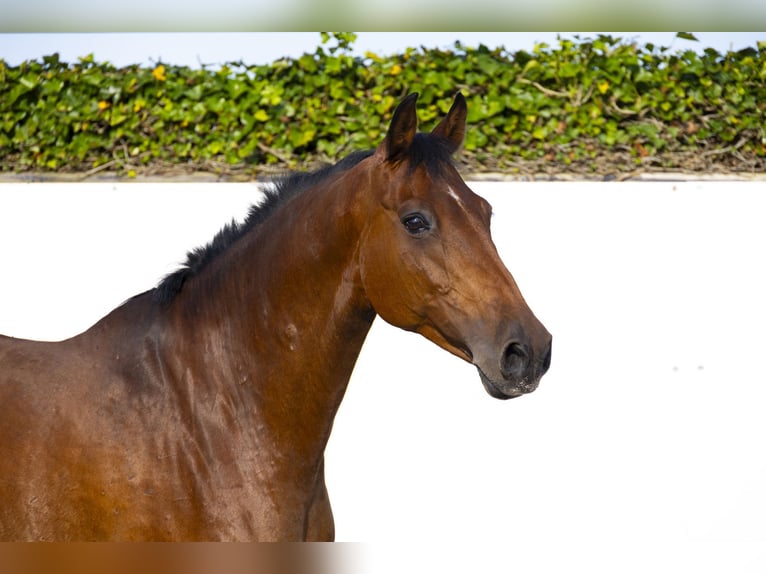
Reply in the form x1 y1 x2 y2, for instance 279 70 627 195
357 93 552 399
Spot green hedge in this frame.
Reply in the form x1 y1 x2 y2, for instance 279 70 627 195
2 33 765 178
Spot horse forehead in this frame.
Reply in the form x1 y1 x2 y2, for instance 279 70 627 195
384 165 487 218
406 169 481 206
445 183 470 210
435 178 488 217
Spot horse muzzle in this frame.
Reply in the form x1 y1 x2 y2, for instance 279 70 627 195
475 334 552 400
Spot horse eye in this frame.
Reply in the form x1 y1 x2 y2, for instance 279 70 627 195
402 214 431 235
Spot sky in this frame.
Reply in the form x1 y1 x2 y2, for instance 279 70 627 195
1 32 764 68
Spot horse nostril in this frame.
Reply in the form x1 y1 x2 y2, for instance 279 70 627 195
501 341 529 380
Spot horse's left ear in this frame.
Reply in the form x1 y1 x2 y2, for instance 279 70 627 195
431 92 467 154
379 93 419 162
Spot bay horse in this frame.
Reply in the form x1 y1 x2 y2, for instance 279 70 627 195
0 93 551 541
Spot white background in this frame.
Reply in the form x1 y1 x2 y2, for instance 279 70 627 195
1 182 765 571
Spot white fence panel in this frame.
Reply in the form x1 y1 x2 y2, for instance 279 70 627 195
1 182 765 572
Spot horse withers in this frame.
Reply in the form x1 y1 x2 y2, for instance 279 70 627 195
0 93 551 541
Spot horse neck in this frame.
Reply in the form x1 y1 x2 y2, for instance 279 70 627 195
167 174 375 462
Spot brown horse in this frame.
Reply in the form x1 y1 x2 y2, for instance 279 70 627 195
0 93 551 541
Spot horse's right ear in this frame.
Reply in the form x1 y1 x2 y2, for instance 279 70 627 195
378 93 419 162
431 92 467 154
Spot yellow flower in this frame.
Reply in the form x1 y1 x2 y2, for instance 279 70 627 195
597 80 610 94
390 64 402 76
152 64 166 81
97 100 110 111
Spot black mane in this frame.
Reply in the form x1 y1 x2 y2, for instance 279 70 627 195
153 134 455 305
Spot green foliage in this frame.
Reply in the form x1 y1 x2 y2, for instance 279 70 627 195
1 33 764 177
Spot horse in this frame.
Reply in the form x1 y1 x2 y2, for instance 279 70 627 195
0 92 551 541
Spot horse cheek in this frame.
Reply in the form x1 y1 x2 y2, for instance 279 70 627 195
359 235 414 330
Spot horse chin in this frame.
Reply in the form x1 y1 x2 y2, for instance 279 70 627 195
477 368 537 400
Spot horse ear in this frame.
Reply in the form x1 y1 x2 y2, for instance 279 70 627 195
379 92 419 162
431 92 467 154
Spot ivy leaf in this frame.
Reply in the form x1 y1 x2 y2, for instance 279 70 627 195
2 32 763 177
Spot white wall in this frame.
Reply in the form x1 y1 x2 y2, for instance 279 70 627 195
1 182 765 572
